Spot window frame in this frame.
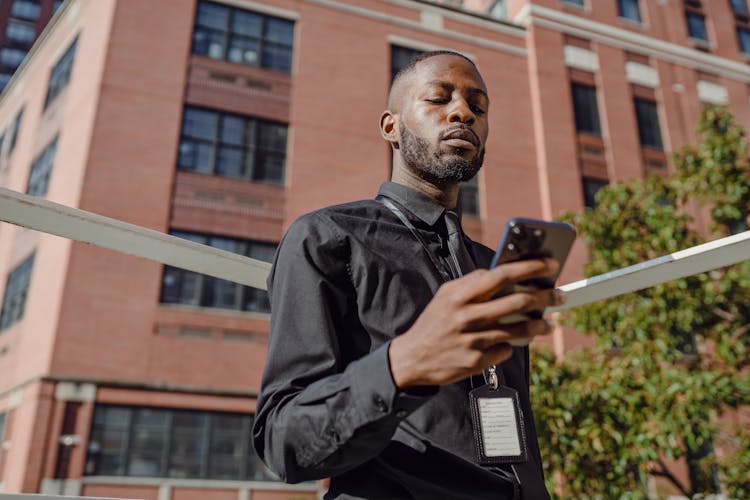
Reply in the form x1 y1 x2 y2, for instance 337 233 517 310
86 405 275 481
0 253 35 332
44 37 78 110
617 0 642 23
191 1 294 73
159 231 276 314
177 106 288 185
571 82 602 136
26 137 58 197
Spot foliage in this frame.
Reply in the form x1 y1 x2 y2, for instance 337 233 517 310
532 107 750 498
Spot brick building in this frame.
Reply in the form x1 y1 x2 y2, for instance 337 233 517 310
0 0 748 498
0 0 63 91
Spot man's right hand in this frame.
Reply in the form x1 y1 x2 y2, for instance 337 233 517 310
388 257 566 389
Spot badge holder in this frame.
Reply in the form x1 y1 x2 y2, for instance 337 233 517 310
468 366 529 465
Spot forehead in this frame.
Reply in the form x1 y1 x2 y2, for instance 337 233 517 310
410 55 487 93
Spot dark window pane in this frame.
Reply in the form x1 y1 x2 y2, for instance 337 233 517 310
730 0 749 15
0 73 12 91
459 176 480 217
195 2 230 30
128 409 169 477
634 98 663 150
220 115 245 145
5 20 36 45
562 0 584 6
571 83 601 135
192 1 293 72
192 28 226 59
738 27 750 54
9 108 24 153
26 137 58 197
86 406 274 481
264 17 294 45
160 233 275 313
0 253 34 331
182 108 218 141
686 12 708 42
617 0 641 22
44 37 77 108
227 35 260 65
216 146 244 177
391 45 423 82
168 413 209 478
11 0 40 20
232 10 262 37
582 177 608 208
0 48 27 69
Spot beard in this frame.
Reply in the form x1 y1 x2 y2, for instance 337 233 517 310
399 123 484 185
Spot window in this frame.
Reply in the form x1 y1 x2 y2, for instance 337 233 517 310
390 45 422 82
571 83 601 136
8 108 23 153
192 1 294 72
0 48 27 69
10 0 40 21
44 37 77 109
86 405 275 480
686 11 709 42
160 232 275 313
562 0 584 6
633 98 663 150
0 412 6 458
582 177 608 208
178 106 287 184
459 176 480 217
618 0 641 22
488 0 507 19
0 73 12 91
730 0 749 15
738 27 750 54
26 137 57 196
0 253 35 331
5 20 36 45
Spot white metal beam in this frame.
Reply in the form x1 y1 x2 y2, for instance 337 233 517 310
0 187 271 290
549 230 750 312
1 187 749 308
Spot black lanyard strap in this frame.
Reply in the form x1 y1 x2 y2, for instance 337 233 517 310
376 195 454 282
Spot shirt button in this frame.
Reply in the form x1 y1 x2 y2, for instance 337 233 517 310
373 395 387 413
395 409 408 418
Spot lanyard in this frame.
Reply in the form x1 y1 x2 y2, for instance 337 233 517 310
375 195 456 282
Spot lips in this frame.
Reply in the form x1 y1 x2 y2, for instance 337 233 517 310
440 128 479 150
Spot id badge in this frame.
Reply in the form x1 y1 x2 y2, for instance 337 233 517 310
469 384 529 465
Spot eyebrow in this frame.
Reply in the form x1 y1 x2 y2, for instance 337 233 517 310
426 80 489 101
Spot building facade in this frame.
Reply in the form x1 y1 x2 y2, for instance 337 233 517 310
0 0 63 91
0 0 748 497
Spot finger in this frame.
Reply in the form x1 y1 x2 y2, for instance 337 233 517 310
463 320 552 350
445 258 559 304
462 288 562 328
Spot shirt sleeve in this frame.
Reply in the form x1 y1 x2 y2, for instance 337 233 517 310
251 213 433 483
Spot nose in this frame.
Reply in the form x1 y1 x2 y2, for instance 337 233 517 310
447 98 475 126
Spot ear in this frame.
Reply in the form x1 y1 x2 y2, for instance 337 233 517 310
379 110 400 149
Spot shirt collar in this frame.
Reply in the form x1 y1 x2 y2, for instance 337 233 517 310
377 182 453 227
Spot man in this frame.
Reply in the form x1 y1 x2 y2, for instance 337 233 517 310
252 51 565 499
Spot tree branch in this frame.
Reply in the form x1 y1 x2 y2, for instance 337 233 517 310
649 459 691 498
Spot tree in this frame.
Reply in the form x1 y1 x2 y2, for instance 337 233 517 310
532 107 750 498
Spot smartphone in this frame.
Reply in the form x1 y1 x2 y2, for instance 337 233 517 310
490 218 576 332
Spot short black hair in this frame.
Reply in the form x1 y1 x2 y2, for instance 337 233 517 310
390 50 477 92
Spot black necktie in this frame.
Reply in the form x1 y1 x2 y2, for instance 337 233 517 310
444 211 475 278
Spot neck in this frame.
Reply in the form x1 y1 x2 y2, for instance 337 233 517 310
391 161 459 209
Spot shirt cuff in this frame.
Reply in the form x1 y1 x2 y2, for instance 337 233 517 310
350 341 436 422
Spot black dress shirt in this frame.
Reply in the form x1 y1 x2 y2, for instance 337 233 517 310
252 182 551 500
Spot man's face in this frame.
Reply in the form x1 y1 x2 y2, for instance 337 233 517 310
396 55 489 185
